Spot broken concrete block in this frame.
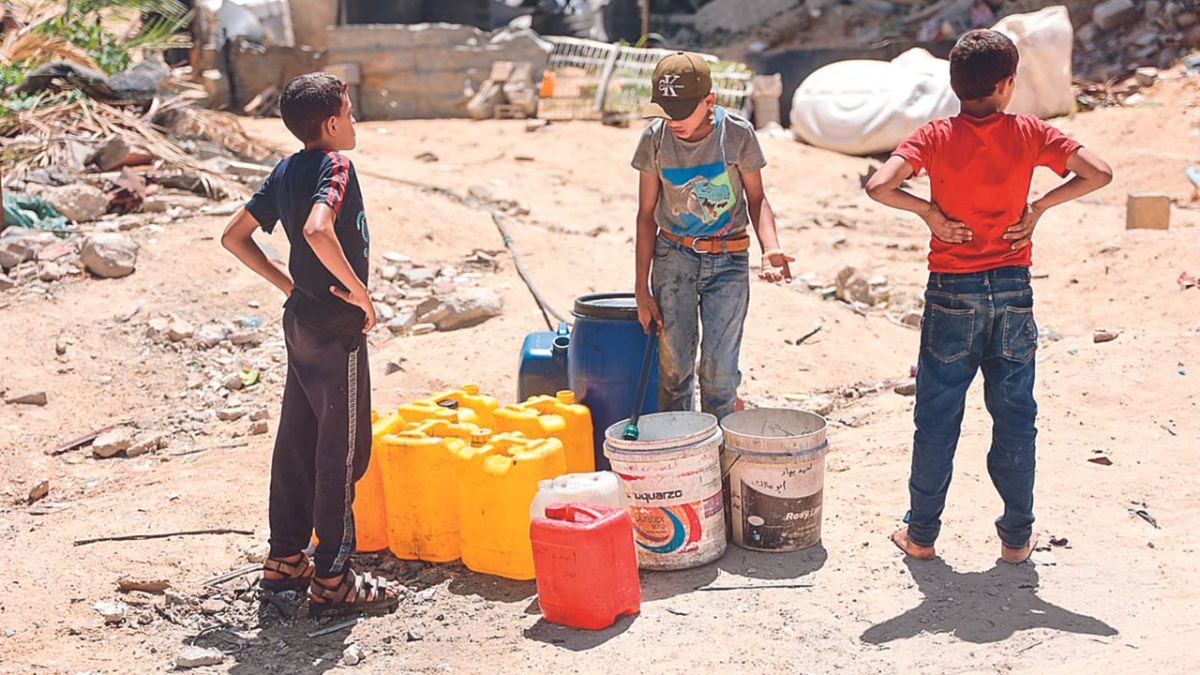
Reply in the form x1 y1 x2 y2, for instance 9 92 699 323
175 646 225 669
1093 0 1137 31
80 233 139 278
44 184 108 223
93 427 136 458
1126 193 1170 230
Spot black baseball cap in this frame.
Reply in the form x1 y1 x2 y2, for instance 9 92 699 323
643 51 713 121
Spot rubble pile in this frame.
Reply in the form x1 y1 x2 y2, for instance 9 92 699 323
1 4 279 290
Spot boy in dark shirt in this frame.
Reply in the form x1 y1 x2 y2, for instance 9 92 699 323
222 72 397 615
866 30 1112 563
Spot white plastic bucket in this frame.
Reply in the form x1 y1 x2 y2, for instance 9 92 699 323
721 409 828 552
604 412 727 570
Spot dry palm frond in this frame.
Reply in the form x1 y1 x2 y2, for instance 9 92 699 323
0 31 102 70
0 98 250 199
146 79 276 163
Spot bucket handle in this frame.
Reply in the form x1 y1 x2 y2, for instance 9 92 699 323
544 502 603 523
721 440 830 480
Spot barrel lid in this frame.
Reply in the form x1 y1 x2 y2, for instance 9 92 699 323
573 293 639 320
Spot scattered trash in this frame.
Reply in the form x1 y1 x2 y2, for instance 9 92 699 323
1179 272 1197 290
1088 456 1113 466
342 642 365 666
240 368 261 388
1093 329 1121 343
666 607 690 616
1131 508 1160 529
1049 536 1070 548
2 194 69 233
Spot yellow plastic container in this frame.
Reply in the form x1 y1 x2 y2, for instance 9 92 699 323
493 390 595 473
456 432 566 580
378 419 489 562
427 385 499 428
353 411 409 552
397 400 459 425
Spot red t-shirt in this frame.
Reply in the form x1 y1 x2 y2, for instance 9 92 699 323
893 113 1082 273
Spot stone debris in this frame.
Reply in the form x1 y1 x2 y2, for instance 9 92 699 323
127 429 170 456
1094 329 1121 343
27 479 50 505
81 233 139 278
218 408 248 422
43 184 109 223
249 420 270 435
175 646 226 669
5 390 48 406
92 426 136 458
894 380 917 397
93 600 128 624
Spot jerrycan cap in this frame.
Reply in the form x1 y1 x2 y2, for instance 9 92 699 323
555 390 576 405
437 399 459 410
471 429 492 446
462 384 480 394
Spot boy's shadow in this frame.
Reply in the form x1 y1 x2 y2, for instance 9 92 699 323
861 557 1118 645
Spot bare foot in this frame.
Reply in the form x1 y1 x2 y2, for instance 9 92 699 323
1001 532 1039 564
890 527 936 560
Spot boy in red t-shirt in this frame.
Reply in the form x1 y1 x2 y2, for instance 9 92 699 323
866 30 1112 563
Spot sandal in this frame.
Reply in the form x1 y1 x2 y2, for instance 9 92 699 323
890 527 937 561
308 567 401 619
1001 532 1039 564
260 553 316 593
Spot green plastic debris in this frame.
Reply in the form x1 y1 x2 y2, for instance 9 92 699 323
3 194 70 235
240 368 261 388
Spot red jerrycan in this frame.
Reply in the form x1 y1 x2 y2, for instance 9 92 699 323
530 502 641 630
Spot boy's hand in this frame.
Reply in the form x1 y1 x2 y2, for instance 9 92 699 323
329 285 377 334
636 292 663 334
759 249 795 283
921 204 972 244
1003 203 1045 250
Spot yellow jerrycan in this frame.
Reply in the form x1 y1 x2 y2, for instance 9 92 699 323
456 432 566 580
378 420 490 562
493 390 595 473
352 410 409 552
427 385 498 428
397 400 459 424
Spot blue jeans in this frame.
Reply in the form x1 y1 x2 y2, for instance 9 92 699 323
651 234 749 420
908 266 1038 549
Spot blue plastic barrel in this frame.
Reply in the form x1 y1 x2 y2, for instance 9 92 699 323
518 322 571 401
568 293 659 470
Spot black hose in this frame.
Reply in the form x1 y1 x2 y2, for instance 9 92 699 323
356 171 569 330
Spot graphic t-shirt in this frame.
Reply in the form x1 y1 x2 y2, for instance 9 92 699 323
246 149 370 335
893 112 1082 273
631 106 767 238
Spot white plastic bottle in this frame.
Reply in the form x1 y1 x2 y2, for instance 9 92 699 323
529 472 624 520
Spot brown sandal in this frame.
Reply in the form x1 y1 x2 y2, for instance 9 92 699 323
891 527 937 561
1001 532 1039 564
308 567 400 618
260 554 316 593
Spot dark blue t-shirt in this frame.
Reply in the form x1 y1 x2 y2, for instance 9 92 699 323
246 149 370 335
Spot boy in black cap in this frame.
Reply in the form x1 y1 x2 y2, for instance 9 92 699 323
221 72 398 616
632 51 792 419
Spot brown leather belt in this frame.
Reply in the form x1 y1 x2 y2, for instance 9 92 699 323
659 230 751 254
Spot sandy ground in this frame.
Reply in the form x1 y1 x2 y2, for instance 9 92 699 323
2 73 1199 674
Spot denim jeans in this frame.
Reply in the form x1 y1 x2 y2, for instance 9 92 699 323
651 234 749 420
908 266 1039 549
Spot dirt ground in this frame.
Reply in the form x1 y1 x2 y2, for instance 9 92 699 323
3 72 1199 674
